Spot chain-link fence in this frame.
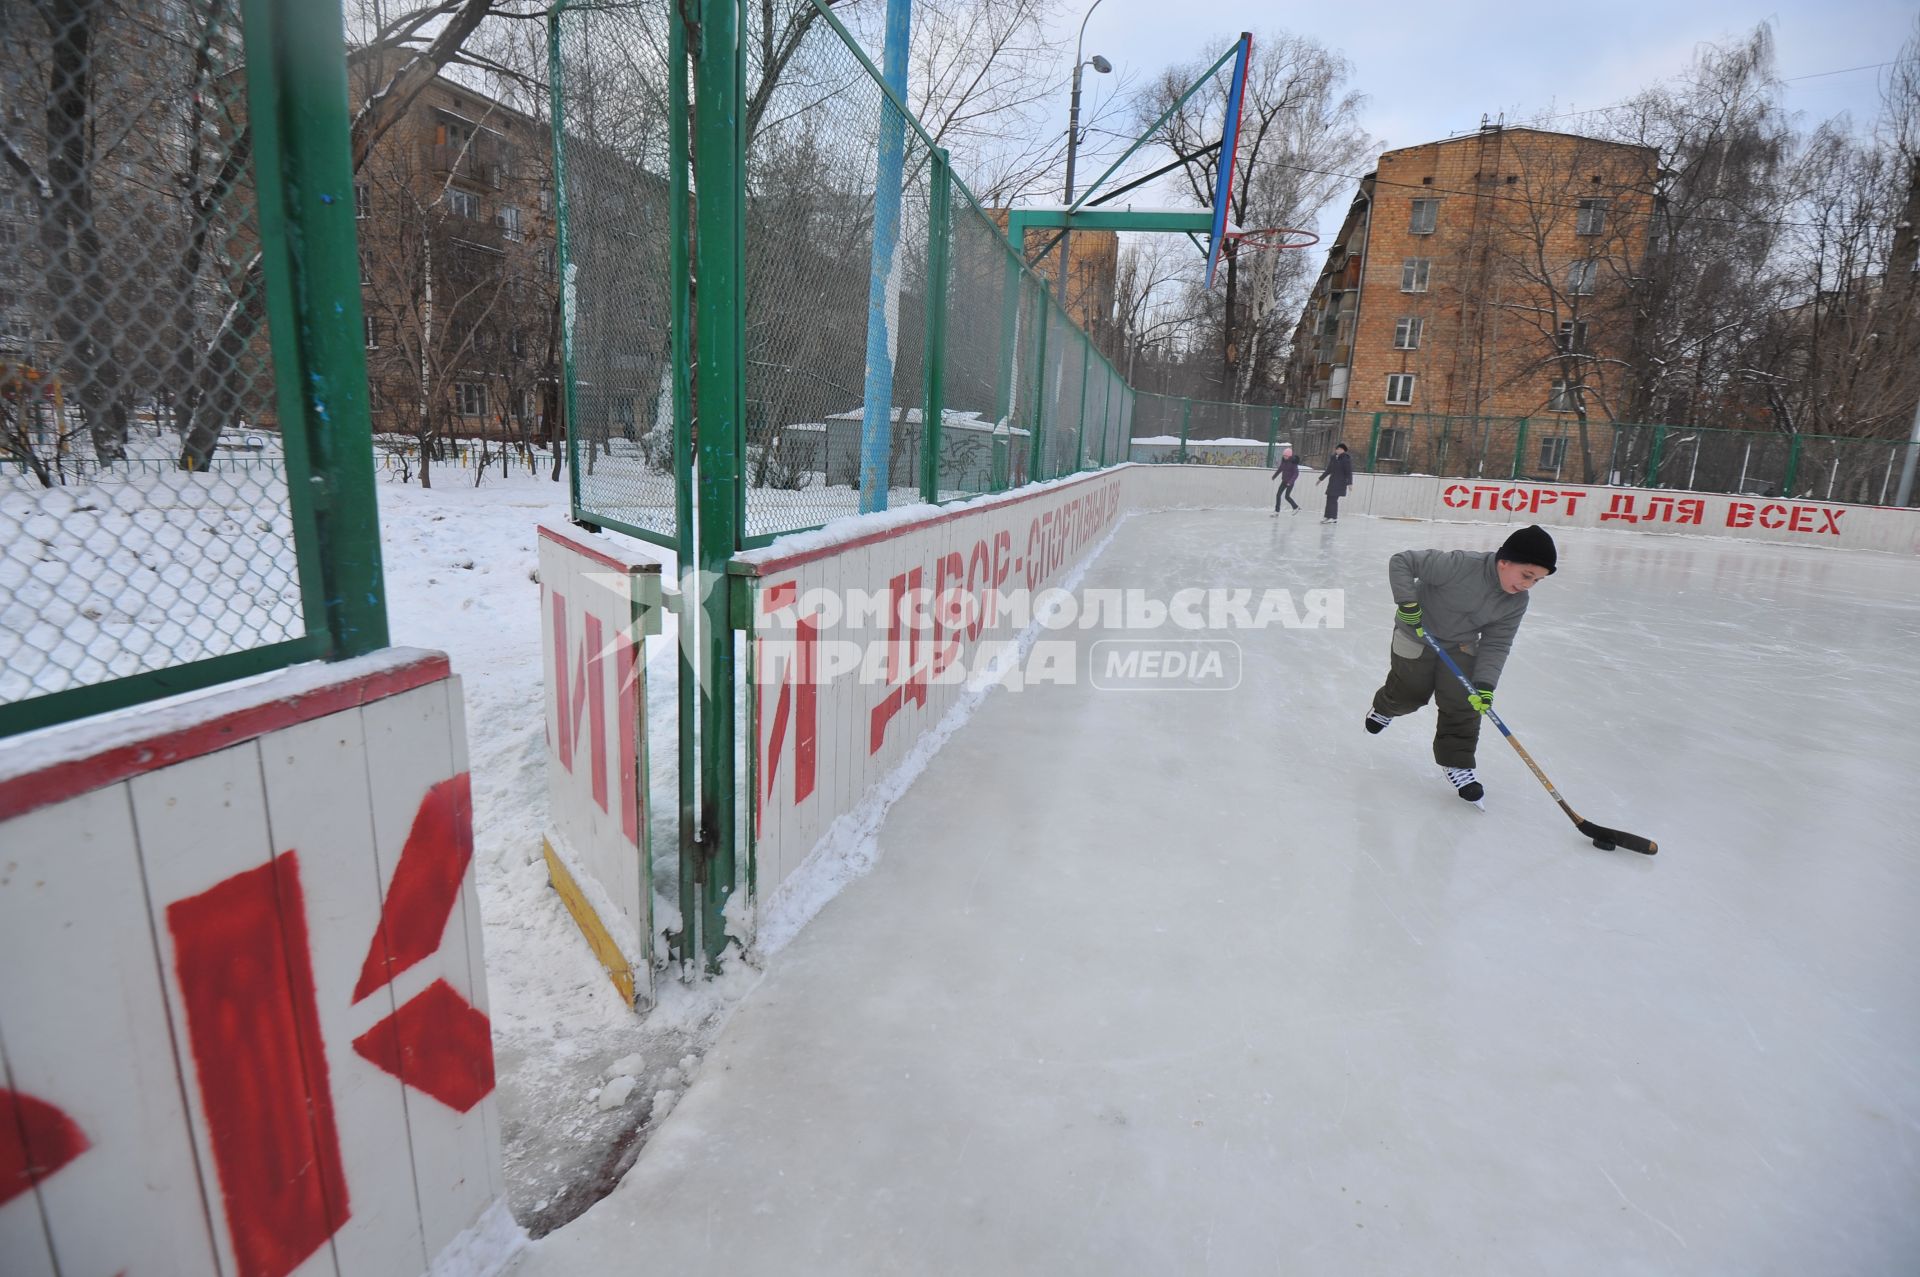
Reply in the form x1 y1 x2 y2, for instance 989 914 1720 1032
1130 394 1342 467
740 1 933 538
550 0 679 548
2 1 378 737
1359 412 1920 507
555 0 1144 548
940 191 1031 494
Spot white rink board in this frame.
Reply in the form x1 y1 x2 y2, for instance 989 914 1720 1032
744 471 1127 905
536 522 661 1005
0 650 514 1277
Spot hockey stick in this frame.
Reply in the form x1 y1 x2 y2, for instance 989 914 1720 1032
1416 628 1657 855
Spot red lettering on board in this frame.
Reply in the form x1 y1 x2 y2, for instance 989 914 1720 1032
168 852 350 1277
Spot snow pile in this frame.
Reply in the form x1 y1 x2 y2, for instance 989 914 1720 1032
426 1199 525 1277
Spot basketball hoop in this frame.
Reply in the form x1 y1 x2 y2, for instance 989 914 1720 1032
1222 227 1319 253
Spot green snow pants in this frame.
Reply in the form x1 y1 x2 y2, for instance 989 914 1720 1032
1370 631 1484 768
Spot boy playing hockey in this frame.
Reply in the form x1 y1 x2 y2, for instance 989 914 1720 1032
1364 525 1557 802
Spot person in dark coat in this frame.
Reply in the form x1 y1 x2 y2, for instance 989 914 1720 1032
1314 442 1354 523
1271 448 1300 515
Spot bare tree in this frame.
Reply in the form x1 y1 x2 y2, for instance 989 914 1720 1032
1604 25 1793 434
1478 132 1658 483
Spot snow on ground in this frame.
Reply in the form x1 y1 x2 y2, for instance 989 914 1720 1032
0 439 300 702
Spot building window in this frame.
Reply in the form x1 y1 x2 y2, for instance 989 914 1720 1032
1409 199 1438 234
497 206 522 242
1386 373 1416 406
1377 426 1407 461
1539 436 1568 470
1576 199 1607 236
2 314 33 348
363 316 380 349
448 188 480 220
1393 317 1423 350
1557 320 1588 353
1567 260 1597 295
0 220 15 250
455 381 487 417
360 252 371 285
355 182 370 219
1401 258 1431 293
1549 379 1580 412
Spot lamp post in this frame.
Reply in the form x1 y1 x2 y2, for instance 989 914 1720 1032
1058 0 1110 326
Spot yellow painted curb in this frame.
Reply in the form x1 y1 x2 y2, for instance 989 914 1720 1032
543 837 637 1006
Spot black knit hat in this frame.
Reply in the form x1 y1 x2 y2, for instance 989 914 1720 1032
1497 524 1557 574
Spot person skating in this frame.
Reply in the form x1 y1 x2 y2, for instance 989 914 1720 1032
1363 525 1557 802
1271 448 1301 515
1315 443 1353 523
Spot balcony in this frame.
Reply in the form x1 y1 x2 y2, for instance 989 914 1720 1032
444 215 506 253
422 141 504 190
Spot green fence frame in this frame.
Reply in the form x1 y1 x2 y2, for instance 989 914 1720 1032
1 0 385 740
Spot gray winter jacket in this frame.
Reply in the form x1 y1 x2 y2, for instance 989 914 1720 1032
1387 548 1528 688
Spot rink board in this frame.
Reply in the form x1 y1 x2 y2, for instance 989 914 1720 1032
0 651 512 1277
1108 464 1920 554
536 522 662 1009
739 471 1128 905
1348 473 1920 554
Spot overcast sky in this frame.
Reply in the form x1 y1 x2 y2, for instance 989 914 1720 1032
1042 0 1915 240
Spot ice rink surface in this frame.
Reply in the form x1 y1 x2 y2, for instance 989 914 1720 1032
515 510 1920 1275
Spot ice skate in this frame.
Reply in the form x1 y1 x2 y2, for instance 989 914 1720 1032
1364 710 1392 735
1443 766 1484 806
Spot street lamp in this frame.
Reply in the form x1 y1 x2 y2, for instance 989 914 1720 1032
1058 0 1110 324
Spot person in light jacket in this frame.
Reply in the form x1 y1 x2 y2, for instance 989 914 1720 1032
1314 442 1354 523
1363 525 1557 802
1271 448 1300 515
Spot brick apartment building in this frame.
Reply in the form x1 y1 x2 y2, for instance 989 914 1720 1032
347 59 560 444
1290 125 1657 481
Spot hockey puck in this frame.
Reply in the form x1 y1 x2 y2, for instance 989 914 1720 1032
1592 838 1616 851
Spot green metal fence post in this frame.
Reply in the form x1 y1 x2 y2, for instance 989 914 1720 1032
547 5 587 524
669 4 699 968
1027 295 1050 482
1074 339 1090 473
1178 398 1191 464
243 0 386 658
1365 412 1382 472
1648 424 1668 487
694 0 745 970
1782 432 1803 498
995 248 1022 429
921 148 953 504
1512 419 1528 480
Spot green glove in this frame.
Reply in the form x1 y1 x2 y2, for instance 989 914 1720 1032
1468 684 1494 715
1394 601 1422 629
